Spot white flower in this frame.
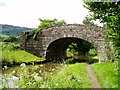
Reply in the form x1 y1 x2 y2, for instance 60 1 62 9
39 70 42 73
52 68 55 71
33 74 41 80
11 76 19 81
12 70 16 73
40 64 43 67
4 66 8 69
33 75 38 80
20 63 26 67
56 83 58 86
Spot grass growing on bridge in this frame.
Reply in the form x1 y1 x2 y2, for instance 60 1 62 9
91 61 118 88
1 42 45 66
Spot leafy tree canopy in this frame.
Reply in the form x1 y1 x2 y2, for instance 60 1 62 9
83 1 120 61
37 18 66 30
82 15 97 26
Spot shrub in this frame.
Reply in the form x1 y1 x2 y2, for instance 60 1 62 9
2 35 19 42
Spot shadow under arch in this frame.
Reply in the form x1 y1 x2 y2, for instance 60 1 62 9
46 37 97 63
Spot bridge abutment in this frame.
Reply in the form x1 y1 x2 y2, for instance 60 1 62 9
97 40 108 63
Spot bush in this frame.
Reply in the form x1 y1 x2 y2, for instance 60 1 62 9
2 35 19 42
66 48 98 64
87 49 97 56
86 48 98 64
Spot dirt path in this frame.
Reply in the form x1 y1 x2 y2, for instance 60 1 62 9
86 64 100 89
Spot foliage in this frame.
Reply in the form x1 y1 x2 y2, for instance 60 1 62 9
87 48 97 56
91 61 118 88
1 35 19 42
83 1 120 61
23 18 66 41
1 42 45 66
86 48 98 64
23 30 38 41
0 34 8 41
83 15 96 26
37 18 66 30
67 40 94 56
66 40 97 63
1 24 33 36
1 63 92 88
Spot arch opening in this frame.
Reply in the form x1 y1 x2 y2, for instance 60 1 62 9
46 37 98 63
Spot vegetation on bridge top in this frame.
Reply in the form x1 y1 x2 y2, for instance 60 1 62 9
22 19 66 41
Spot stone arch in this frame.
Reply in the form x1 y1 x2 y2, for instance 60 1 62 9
46 37 96 62
20 24 108 63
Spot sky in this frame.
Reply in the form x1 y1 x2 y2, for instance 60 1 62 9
0 0 89 28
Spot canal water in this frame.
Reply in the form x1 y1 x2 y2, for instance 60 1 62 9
1 62 64 75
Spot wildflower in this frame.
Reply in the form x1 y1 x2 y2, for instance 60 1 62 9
40 64 43 67
39 70 42 73
56 83 58 86
77 79 81 83
33 74 41 80
52 68 55 71
11 76 19 81
4 66 8 70
12 70 16 74
20 63 26 67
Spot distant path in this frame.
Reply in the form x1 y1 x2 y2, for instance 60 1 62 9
86 64 100 89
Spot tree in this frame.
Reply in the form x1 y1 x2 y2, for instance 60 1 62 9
83 1 120 61
37 18 66 30
82 15 96 25
3 35 19 42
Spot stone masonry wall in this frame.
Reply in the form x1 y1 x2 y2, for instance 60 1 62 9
20 24 108 63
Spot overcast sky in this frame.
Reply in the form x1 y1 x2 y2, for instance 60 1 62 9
0 0 89 28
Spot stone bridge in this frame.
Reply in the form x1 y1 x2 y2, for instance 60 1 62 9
20 24 109 63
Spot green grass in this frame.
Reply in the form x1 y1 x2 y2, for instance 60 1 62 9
46 63 92 88
1 42 45 66
91 61 118 88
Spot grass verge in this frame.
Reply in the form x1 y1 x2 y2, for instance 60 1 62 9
1 42 45 66
46 63 92 88
91 61 118 88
